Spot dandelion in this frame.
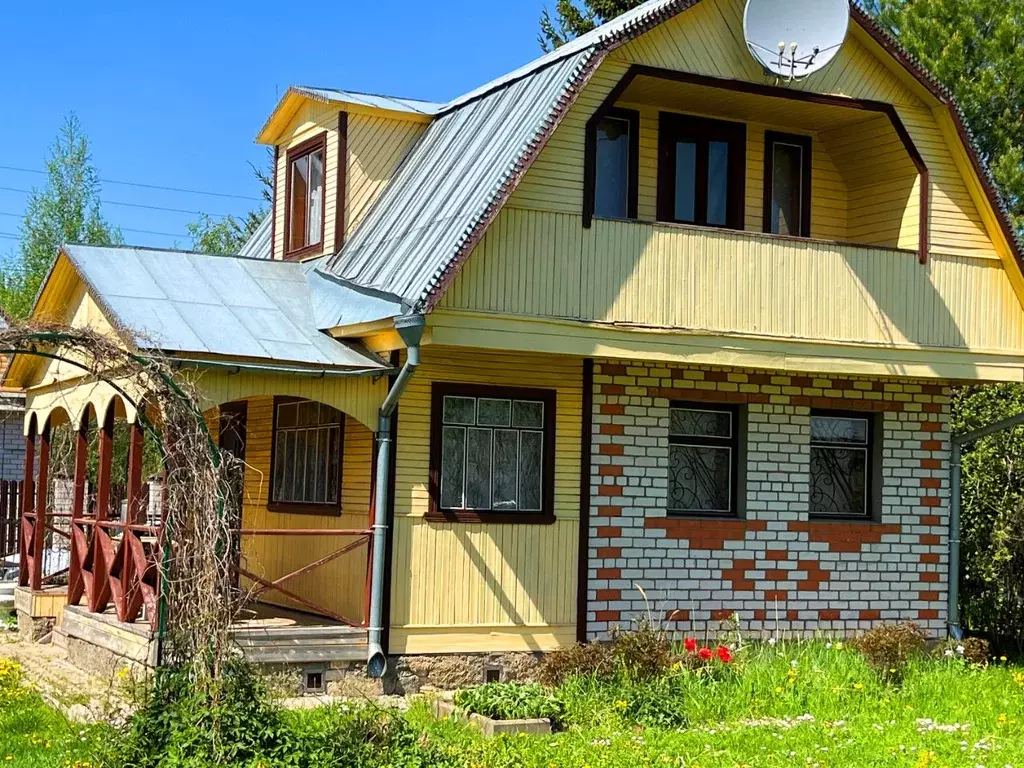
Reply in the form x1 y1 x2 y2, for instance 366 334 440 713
1000 656 1008 663
775 686 784 693
853 682 864 691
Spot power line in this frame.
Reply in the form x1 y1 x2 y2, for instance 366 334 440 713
0 164 262 202
0 212 186 240
0 186 235 219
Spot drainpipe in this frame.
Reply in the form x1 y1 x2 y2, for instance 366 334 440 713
948 410 1024 641
367 313 425 678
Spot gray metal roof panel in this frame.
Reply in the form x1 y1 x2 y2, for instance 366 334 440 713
63 245 388 370
294 87 444 116
321 49 596 305
238 215 272 260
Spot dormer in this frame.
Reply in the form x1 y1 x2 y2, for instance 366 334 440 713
256 88 440 262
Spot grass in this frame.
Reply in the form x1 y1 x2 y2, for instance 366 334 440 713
411 641 1024 767
2 641 1024 766
0 658 108 768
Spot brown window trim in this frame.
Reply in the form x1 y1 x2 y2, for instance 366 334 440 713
282 132 328 261
584 107 640 222
267 396 344 517
334 111 348 254
763 131 813 238
427 382 557 525
657 112 746 230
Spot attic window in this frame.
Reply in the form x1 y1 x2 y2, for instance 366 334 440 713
285 134 326 259
763 131 812 238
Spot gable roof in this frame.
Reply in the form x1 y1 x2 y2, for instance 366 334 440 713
55 245 389 371
318 0 1023 315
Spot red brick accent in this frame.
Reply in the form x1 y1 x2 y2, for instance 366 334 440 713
596 547 621 558
920 534 940 545
710 609 733 621
860 609 881 620
598 444 624 456
922 440 943 451
921 553 940 564
818 609 840 620
595 610 620 622
920 478 941 489
796 559 832 591
921 421 942 433
597 505 622 518
596 589 620 601
664 609 690 622
597 526 621 538
921 496 941 507
600 384 625 396
765 590 788 602
790 521 901 553
643 518 767 550
918 609 939 620
764 549 789 561
600 403 625 416
919 590 939 602
920 572 940 583
598 484 622 497
600 423 625 436
598 465 623 477
921 458 942 469
596 568 620 579
765 569 789 580
921 515 941 526
601 364 627 376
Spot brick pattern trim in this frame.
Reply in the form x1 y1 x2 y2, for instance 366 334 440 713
587 362 950 638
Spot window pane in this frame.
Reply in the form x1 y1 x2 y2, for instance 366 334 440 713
307 149 324 246
706 141 729 226
327 427 340 504
297 400 318 427
518 431 544 511
811 416 868 445
313 428 328 504
466 428 493 509
595 116 630 219
669 444 732 513
493 429 519 510
674 141 697 222
277 402 298 429
295 430 308 501
289 155 309 252
443 396 476 425
513 401 544 429
670 408 732 439
273 431 287 501
478 398 511 427
810 446 867 516
440 426 466 509
772 142 803 236
282 431 296 501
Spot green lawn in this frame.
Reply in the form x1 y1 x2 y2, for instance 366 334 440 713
3 641 1024 767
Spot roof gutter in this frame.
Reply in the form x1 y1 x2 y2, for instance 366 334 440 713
367 313 425 678
168 357 394 378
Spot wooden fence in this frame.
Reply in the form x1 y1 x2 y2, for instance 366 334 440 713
0 480 22 558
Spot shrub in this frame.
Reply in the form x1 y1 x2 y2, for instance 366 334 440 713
454 682 563 721
934 635 990 665
539 621 672 685
853 622 927 681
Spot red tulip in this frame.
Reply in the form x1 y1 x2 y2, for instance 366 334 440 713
684 638 697 653
698 647 713 661
716 646 733 663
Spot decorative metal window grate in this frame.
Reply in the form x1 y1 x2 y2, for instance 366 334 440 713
809 413 871 518
439 395 545 513
668 404 738 515
272 400 343 507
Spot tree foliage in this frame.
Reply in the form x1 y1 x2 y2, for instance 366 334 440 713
0 115 121 319
864 0 1024 230
539 0 642 50
186 212 263 255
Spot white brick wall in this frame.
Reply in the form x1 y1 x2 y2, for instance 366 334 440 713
587 362 950 639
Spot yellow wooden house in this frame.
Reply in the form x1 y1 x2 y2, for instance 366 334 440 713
7 0 1024 687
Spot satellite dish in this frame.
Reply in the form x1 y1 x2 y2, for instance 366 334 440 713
743 0 850 81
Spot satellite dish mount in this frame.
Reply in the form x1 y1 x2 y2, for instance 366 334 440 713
744 0 850 83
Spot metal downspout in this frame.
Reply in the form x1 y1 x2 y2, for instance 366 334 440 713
367 314 425 678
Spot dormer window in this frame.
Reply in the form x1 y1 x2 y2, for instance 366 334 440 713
764 131 812 237
657 113 745 230
285 134 326 259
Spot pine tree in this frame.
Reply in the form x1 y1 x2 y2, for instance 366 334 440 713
0 115 121 319
539 0 644 50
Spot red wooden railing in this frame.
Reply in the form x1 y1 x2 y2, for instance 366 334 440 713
0 480 22 558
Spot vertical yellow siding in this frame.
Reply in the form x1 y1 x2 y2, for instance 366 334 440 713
441 213 1024 353
273 105 425 260
389 346 582 653
234 396 374 624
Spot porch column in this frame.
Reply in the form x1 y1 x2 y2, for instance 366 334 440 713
67 417 89 605
30 421 50 591
122 421 145 620
17 418 36 588
89 405 115 613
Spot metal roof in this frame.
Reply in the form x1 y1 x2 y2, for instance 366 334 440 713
321 49 598 307
294 86 443 116
238 214 272 260
62 245 389 371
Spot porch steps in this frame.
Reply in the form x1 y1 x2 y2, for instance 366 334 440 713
230 625 368 664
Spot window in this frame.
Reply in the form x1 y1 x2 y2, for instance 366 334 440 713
593 108 639 220
809 412 874 519
658 113 745 230
763 131 812 238
429 384 556 523
285 134 326 258
270 398 344 513
668 403 740 516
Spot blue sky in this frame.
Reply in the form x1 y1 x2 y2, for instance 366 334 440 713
0 0 549 255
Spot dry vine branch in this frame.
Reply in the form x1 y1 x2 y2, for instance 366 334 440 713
0 321 243 680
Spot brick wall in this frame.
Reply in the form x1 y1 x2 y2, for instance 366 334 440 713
587 361 950 639
0 395 24 482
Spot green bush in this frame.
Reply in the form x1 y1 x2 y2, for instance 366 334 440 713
934 635 991 665
539 620 672 685
454 682 563 721
852 622 927 681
